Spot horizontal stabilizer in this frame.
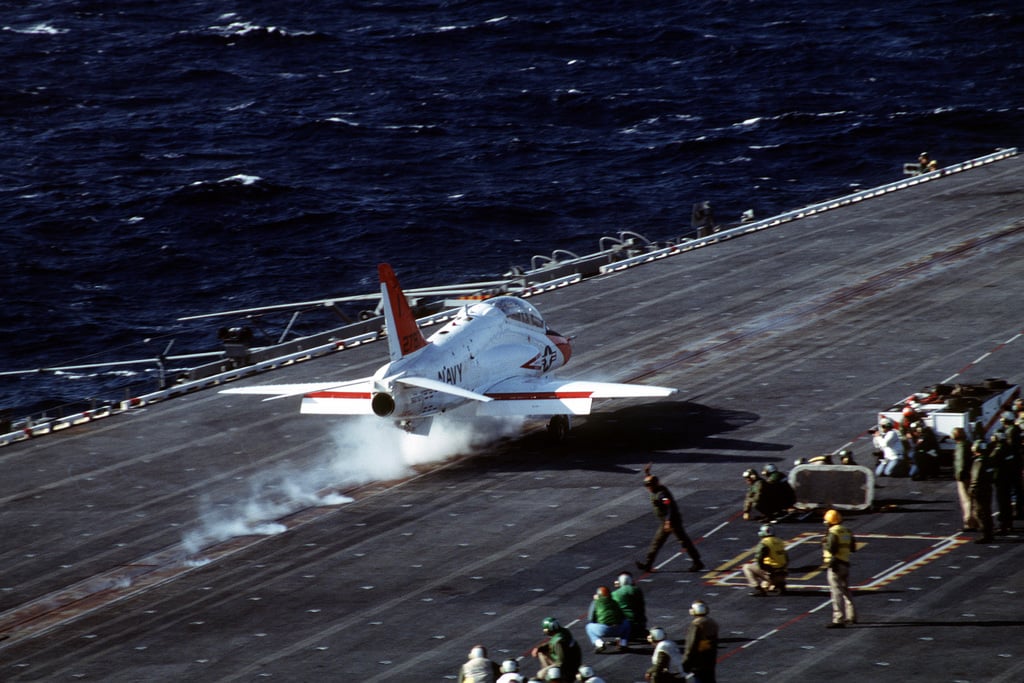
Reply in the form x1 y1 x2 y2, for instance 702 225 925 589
475 377 676 417
396 376 494 402
561 380 677 399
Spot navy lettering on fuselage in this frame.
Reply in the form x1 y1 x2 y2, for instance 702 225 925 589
437 363 464 385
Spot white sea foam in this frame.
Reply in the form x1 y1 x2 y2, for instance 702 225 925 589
5 23 68 35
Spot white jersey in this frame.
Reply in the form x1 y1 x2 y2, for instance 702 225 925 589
876 429 903 460
652 638 683 675
496 674 523 683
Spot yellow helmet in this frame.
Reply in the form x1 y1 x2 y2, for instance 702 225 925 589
823 509 842 525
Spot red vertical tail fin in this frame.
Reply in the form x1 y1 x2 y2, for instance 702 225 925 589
379 263 428 361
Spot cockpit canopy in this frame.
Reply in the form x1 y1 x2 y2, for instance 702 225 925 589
468 296 545 330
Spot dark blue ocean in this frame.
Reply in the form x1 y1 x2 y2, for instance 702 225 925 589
2 1 1022 416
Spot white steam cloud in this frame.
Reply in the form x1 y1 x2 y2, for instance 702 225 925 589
182 414 523 555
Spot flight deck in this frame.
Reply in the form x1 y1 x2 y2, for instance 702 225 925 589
1 152 1023 682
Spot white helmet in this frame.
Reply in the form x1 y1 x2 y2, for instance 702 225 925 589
469 645 487 659
617 572 633 586
546 666 562 681
501 659 519 673
690 600 709 616
577 665 595 680
648 626 666 642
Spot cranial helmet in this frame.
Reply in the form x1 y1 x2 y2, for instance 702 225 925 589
542 616 561 634
648 626 666 642
824 509 842 525
743 468 758 479
501 659 519 673
690 600 709 616
617 572 633 586
759 524 774 537
470 645 487 659
763 463 778 474
546 667 562 681
577 665 595 679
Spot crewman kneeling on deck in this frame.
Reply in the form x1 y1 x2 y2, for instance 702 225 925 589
585 585 631 653
743 524 789 596
459 645 501 683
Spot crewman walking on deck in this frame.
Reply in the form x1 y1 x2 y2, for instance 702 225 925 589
822 509 857 628
637 464 705 572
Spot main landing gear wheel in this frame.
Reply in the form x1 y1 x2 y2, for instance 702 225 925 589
547 415 570 443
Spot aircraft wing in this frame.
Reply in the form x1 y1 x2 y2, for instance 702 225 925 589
221 378 376 415
220 382 359 400
475 377 677 417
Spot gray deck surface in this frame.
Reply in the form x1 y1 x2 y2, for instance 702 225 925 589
2 154 1023 682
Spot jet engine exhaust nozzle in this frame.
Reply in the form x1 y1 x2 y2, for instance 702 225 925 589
371 392 396 417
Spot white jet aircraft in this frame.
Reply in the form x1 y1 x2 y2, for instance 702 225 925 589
221 263 677 439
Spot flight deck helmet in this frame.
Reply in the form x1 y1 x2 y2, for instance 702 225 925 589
648 626 666 642
758 524 775 537
542 616 561 634
690 600 709 616
824 509 842 525
501 659 519 673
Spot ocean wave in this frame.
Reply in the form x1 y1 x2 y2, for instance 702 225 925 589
180 18 329 44
3 23 68 36
168 174 292 205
